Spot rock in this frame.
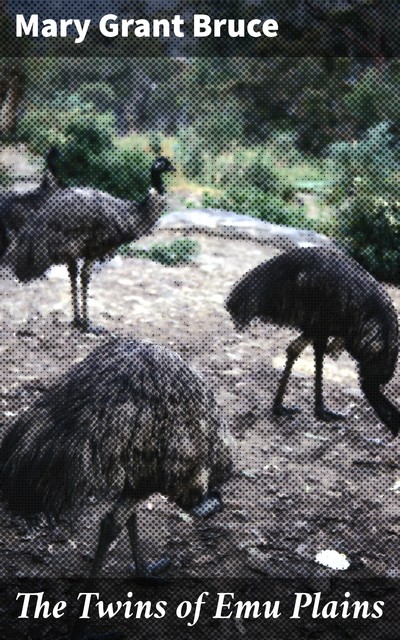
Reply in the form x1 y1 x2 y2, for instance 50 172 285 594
158 209 336 250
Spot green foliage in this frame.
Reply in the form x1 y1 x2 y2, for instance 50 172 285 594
343 69 400 131
203 187 314 229
328 122 400 200
77 82 117 112
50 120 148 199
178 108 245 181
58 131 151 201
200 148 321 230
17 107 115 155
332 123 400 282
18 107 151 201
340 197 400 284
120 238 200 266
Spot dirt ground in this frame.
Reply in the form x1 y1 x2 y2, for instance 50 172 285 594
0 227 400 592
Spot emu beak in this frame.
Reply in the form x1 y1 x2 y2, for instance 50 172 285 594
191 491 223 519
167 165 176 172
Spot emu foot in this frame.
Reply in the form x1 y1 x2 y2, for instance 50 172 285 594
315 406 346 422
272 403 301 418
130 557 171 583
74 319 107 335
72 318 84 330
84 324 107 336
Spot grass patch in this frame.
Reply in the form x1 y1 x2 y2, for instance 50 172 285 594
119 238 200 267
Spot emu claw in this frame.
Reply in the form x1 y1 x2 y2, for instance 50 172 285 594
315 407 346 422
74 320 107 335
272 404 301 418
72 318 107 336
84 324 107 336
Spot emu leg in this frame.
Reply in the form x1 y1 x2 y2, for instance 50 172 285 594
90 511 123 578
68 259 81 327
314 338 345 421
126 511 142 575
273 334 311 416
89 500 157 580
80 259 93 332
80 260 106 334
71 509 126 640
127 511 171 580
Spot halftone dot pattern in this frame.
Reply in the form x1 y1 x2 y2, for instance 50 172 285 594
1 3 400 638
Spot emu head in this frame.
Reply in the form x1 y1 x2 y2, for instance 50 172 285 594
150 157 176 194
175 471 224 519
151 157 176 174
356 316 398 386
225 279 258 331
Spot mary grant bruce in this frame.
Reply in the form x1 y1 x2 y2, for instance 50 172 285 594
15 14 279 44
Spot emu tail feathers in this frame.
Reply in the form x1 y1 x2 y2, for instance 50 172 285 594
14 231 53 281
361 380 400 437
0 412 96 519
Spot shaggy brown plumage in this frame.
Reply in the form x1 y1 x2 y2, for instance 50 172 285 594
0 338 233 576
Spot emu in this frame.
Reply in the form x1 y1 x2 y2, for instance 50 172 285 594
0 146 60 224
0 338 233 577
226 247 400 436
0 155 175 332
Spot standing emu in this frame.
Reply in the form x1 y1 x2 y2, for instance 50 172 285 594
0 338 233 577
0 155 175 331
226 247 400 436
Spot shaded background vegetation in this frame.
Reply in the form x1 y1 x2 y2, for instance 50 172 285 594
1 50 400 281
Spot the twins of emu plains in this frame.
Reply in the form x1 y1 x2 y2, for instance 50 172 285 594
226 247 400 437
0 154 175 332
0 338 233 578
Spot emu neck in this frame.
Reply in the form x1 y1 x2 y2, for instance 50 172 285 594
151 170 165 195
361 379 400 437
122 175 167 243
40 169 59 192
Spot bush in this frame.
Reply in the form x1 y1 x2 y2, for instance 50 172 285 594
200 148 320 229
18 106 154 201
343 69 400 132
120 238 200 266
85 148 150 201
178 112 245 181
330 123 400 282
340 197 400 283
17 107 115 156
328 122 400 201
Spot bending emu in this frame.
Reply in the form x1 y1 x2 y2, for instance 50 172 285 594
0 156 175 331
226 247 400 436
0 338 233 577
